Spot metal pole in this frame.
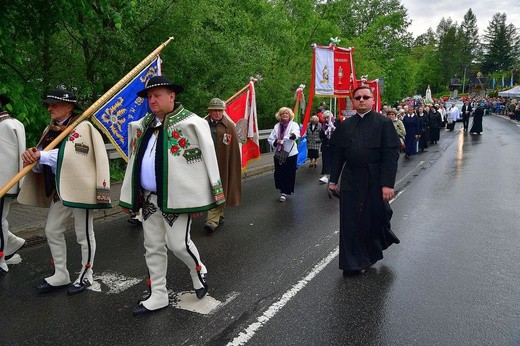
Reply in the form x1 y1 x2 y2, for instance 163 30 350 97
462 66 467 94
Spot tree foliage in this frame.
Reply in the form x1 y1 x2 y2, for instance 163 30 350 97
1 0 519 146
482 13 520 73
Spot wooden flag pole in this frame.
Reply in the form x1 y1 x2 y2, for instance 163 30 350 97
0 37 174 198
225 77 258 105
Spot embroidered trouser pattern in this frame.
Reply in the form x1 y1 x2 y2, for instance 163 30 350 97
44 200 95 286
140 193 207 311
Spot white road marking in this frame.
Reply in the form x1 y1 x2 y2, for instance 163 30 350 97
169 290 239 315
228 195 399 345
88 271 141 294
395 160 424 187
170 291 221 314
227 248 339 346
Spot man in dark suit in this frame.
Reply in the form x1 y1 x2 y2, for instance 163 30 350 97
461 100 473 132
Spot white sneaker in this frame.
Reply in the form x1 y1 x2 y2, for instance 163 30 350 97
279 194 287 202
319 176 329 184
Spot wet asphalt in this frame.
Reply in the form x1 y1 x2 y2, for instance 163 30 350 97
1 114 520 345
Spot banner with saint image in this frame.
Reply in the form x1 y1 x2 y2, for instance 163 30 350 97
314 45 355 98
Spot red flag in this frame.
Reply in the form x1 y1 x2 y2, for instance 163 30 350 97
356 79 381 112
225 81 260 170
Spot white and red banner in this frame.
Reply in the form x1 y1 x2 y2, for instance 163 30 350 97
225 80 260 170
301 44 356 135
314 45 355 98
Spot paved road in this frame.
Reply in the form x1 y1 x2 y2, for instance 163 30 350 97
2 114 520 345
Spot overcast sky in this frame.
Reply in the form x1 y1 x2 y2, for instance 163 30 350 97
400 0 520 37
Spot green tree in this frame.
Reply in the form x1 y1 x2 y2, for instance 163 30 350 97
436 18 464 88
411 30 444 96
459 9 480 66
482 13 520 73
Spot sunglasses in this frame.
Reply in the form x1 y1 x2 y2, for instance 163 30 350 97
354 95 372 101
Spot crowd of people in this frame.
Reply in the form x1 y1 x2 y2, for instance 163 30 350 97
2 77 519 318
0 75 244 317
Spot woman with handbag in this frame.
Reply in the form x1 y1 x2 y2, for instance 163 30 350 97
268 107 300 202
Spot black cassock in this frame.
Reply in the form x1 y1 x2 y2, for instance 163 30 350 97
330 111 400 271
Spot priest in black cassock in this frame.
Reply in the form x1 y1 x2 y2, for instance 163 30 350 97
328 85 400 276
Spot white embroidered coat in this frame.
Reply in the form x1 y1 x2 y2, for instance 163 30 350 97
17 121 111 209
119 104 225 214
0 112 26 197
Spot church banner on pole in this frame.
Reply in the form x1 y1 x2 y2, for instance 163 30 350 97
357 78 382 112
301 43 357 135
225 79 260 170
92 56 162 161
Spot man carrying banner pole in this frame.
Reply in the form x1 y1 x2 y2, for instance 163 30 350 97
203 98 241 234
0 38 174 200
19 88 112 295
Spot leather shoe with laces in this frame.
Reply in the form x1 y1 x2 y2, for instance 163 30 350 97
36 281 69 293
67 278 92 295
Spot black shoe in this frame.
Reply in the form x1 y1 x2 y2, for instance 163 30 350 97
36 281 69 293
195 273 208 299
0 267 6 275
67 278 91 295
343 269 365 277
195 286 208 299
132 303 167 317
204 224 216 234
127 218 142 226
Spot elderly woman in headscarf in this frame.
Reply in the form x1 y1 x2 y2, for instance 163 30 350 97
268 107 300 202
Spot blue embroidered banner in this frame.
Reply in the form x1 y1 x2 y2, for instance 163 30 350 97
92 56 161 160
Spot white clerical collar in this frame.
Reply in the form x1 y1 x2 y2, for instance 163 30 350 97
358 110 371 118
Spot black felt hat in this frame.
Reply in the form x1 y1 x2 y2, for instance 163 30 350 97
43 89 78 105
136 76 184 98
0 94 11 107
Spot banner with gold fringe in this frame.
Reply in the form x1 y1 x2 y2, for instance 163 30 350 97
92 56 161 161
